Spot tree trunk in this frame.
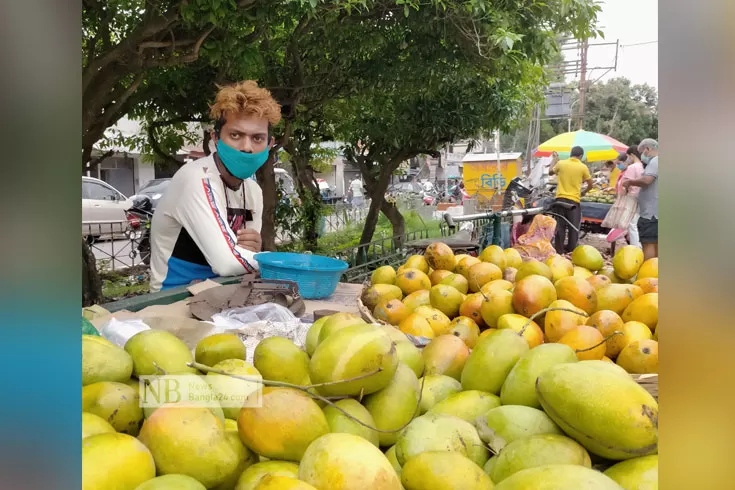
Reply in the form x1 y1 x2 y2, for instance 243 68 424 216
358 162 396 248
290 156 322 251
82 239 103 306
380 199 406 248
257 152 278 251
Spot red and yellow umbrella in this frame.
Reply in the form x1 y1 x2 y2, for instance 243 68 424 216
534 130 628 162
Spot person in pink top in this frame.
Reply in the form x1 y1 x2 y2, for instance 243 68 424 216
618 146 645 246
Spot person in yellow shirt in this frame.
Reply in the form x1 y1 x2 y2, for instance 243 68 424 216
548 146 594 254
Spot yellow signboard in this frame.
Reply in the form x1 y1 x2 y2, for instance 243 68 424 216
463 159 521 197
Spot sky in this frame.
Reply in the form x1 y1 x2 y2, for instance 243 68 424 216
564 0 658 88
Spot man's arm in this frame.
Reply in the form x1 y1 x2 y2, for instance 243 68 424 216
174 177 259 277
623 175 655 189
581 178 594 196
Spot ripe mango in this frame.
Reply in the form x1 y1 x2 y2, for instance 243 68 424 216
253 337 310 386
459 293 486 328
613 245 644 280
235 461 300 490
402 290 431 312
418 374 462 414
82 335 133 386
425 242 457 272
82 412 116 440
215 429 258 490
496 313 544 349
399 313 435 339
207 359 261 420
461 329 529 394
544 299 587 343
515 260 554 282
587 274 612 290
480 289 515 328
429 269 453 286
395 413 489 467
362 285 403 311
512 275 557 318
449 316 480 348
323 398 380 448
429 284 464 318
586 310 625 358
385 445 402 477
413 306 452 336
476 405 563 453
439 273 470 295
596 284 644 315
606 321 652 359
504 248 523 269
555 276 598 315
576 359 630 378
363 363 421 447
616 339 658 374
317 312 366 345
374 299 411 326
82 381 144 435
396 269 432 296
309 324 398 397
253 475 317 489
125 329 197 376
195 333 247 367
571 245 604 271
468 262 503 292
372 265 398 285
500 343 578 408
455 256 481 279
299 433 402 490
481 279 514 295
546 255 574 283
622 293 658 331
305 316 329 356
238 388 329 462
493 464 623 490
604 454 658 490
489 434 591 483
558 326 606 361
480 244 508 270
405 255 430 274
636 258 658 280
134 474 207 490
536 363 658 460
428 390 501 423
393 340 425 378
82 433 156 490
572 266 594 279
422 334 470 380
139 407 240 488
634 277 658 294
401 452 495 490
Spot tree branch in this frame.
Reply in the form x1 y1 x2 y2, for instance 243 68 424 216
84 149 115 172
142 24 216 68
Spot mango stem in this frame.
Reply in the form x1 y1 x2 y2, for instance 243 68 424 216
519 307 589 335
575 331 624 353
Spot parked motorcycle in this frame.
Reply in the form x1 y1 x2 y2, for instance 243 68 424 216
125 195 154 265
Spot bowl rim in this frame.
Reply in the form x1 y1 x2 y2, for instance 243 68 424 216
254 252 349 272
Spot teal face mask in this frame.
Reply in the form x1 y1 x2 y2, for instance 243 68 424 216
216 139 269 180
617 163 626 170
641 154 651 164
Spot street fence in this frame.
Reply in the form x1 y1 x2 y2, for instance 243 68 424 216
84 221 150 272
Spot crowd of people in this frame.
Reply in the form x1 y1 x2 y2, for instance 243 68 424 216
550 140 659 261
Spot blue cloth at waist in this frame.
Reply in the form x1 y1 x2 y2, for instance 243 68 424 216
161 256 218 290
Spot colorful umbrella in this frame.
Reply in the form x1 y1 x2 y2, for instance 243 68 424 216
534 130 628 162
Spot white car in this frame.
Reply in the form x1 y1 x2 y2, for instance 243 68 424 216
82 176 134 239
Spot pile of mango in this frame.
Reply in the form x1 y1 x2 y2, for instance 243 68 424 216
80 242 658 490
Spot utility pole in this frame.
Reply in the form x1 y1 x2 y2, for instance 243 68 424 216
577 38 589 130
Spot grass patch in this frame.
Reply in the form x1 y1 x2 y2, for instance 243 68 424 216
100 265 150 301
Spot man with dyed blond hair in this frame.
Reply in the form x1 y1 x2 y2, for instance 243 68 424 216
149 81 282 291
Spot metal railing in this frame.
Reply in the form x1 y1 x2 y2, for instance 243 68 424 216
332 229 432 284
84 221 150 272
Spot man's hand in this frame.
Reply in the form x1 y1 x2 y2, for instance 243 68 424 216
237 228 262 253
622 180 632 190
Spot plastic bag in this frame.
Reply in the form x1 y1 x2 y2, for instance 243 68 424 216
100 317 151 347
209 304 310 363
